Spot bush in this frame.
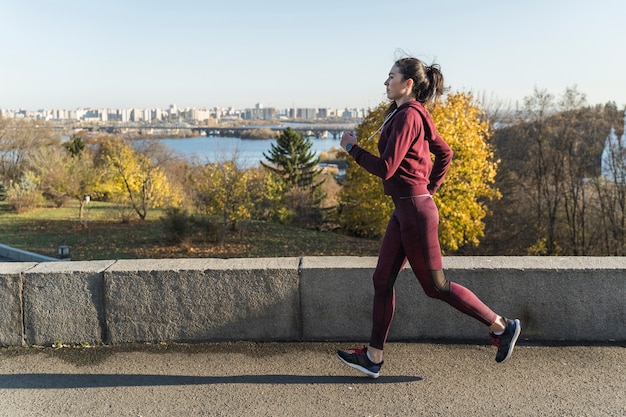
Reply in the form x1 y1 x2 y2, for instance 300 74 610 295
191 215 220 244
160 208 220 245
160 207 194 243
284 186 324 230
7 189 45 214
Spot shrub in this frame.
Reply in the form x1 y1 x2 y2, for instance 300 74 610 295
160 207 194 243
7 188 45 214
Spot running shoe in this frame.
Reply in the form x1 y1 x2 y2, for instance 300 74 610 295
490 318 521 363
336 346 383 378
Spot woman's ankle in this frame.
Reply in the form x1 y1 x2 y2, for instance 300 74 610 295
367 346 384 363
489 316 507 334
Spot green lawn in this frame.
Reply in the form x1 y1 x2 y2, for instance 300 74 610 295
0 201 381 260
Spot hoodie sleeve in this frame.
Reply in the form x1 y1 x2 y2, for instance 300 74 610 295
426 124 453 194
351 109 419 180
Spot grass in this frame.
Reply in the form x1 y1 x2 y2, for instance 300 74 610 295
0 201 381 260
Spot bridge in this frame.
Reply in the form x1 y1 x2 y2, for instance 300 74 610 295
76 124 357 139
190 125 356 139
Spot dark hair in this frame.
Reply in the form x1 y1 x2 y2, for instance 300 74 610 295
386 57 444 115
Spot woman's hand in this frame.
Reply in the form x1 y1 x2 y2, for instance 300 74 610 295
340 131 357 150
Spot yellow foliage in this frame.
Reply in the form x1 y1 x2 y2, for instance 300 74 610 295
337 104 393 237
430 93 500 250
191 160 252 228
95 138 182 219
337 93 500 250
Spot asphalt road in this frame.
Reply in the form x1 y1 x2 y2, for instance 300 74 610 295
0 341 624 416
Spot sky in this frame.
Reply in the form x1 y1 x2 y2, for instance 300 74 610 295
2 0 625 111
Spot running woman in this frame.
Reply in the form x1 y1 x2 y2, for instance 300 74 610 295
336 56 521 378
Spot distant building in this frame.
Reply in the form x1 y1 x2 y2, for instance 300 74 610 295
0 104 366 123
190 108 211 122
242 106 276 121
601 110 626 182
296 108 317 119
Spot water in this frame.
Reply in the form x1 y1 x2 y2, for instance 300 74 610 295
153 135 344 168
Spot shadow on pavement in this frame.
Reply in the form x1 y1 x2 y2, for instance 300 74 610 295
0 373 422 389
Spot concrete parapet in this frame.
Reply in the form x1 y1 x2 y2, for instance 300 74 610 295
439 257 626 341
104 258 301 344
0 263 35 346
22 260 115 346
0 257 624 346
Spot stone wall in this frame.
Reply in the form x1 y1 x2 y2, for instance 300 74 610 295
0 257 624 346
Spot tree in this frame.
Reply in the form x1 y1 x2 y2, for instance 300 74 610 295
594 108 626 255
430 93 500 250
262 127 326 228
0 118 57 184
337 104 393 238
190 156 252 244
337 93 500 251
63 134 86 157
556 87 592 255
262 127 320 188
245 166 289 223
94 138 181 220
487 94 624 256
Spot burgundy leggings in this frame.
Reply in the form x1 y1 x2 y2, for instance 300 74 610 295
369 195 497 350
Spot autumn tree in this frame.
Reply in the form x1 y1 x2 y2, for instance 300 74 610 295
190 157 251 244
26 134 100 224
0 118 57 186
593 107 626 255
245 166 289 223
337 93 499 251
0 119 58 212
430 93 500 250
62 137 101 224
337 104 393 237
94 138 181 220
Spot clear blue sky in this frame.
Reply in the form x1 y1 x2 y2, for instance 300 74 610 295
2 0 625 111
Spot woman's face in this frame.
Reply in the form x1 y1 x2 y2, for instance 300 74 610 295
384 65 411 101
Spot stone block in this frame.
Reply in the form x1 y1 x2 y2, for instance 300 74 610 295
300 256 377 341
0 263 35 346
104 258 301 344
22 261 114 346
300 256 626 343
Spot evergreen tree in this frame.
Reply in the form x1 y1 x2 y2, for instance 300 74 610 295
261 127 320 188
63 134 86 158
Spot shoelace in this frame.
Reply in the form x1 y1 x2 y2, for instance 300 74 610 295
347 346 368 355
490 334 501 348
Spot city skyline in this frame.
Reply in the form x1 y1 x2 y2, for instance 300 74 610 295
2 1 626 110
0 103 368 122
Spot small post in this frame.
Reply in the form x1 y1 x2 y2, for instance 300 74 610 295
56 245 71 260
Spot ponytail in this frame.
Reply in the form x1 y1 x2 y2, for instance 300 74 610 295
394 58 445 105
424 64 444 104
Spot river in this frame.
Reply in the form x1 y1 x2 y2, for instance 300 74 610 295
153 135 344 168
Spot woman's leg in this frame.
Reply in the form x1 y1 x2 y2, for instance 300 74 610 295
399 196 498 326
336 209 406 374
369 209 407 351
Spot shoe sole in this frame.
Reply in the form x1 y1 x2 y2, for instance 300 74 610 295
336 353 380 378
499 319 521 363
